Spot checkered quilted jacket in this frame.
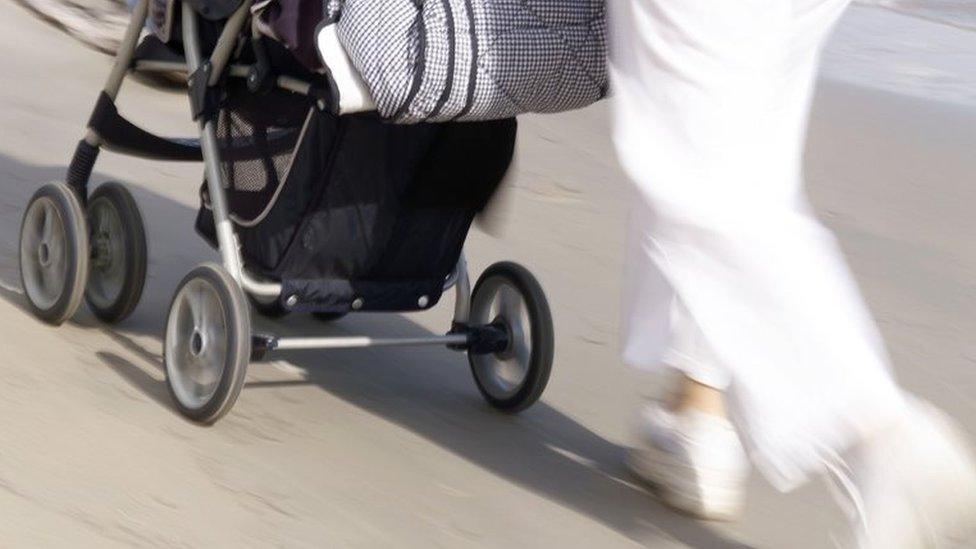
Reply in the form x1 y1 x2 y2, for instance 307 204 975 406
335 0 608 123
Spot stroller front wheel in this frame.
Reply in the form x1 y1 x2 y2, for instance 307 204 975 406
19 182 90 325
85 182 147 323
164 263 251 423
468 262 554 413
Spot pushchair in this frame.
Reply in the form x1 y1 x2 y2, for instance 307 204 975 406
18 0 556 423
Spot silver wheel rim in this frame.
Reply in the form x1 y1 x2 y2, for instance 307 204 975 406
87 197 126 310
166 278 228 410
470 277 532 400
20 196 69 310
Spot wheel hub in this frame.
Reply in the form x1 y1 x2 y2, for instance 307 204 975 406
92 232 113 270
166 276 230 411
491 316 516 360
37 242 51 267
190 330 204 357
20 195 73 312
85 195 132 314
468 277 533 400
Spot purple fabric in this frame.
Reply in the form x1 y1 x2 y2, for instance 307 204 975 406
258 0 324 71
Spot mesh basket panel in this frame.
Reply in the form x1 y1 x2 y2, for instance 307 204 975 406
197 110 517 313
210 91 311 224
219 108 295 193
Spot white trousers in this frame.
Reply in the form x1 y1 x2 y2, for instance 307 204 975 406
610 0 907 489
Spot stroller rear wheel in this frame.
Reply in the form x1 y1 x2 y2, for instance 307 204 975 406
164 263 251 424
468 262 554 413
19 183 90 325
85 182 148 323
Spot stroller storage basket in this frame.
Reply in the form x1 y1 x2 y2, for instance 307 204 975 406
197 82 517 314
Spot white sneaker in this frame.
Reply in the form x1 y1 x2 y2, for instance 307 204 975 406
627 403 749 520
837 400 976 548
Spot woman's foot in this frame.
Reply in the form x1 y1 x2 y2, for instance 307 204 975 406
627 400 749 520
845 400 976 548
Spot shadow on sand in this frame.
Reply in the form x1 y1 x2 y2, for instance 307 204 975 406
0 152 752 548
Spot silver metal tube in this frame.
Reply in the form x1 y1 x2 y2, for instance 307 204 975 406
132 62 313 99
227 67 314 97
201 126 245 281
453 253 471 324
241 271 282 299
183 8 246 282
84 128 102 146
85 0 149 146
104 0 149 100
274 334 470 351
181 7 204 75
207 1 253 86
133 60 188 74
277 76 312 96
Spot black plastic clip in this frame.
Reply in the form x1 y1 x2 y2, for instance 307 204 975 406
247 36 276 95
251 334 277 361
188 61 218 120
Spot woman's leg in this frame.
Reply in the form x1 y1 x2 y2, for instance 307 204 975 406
611 0 976 541
610 0 905 490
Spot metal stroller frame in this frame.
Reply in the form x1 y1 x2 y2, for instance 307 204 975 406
86 0 475 348
19 0 554 423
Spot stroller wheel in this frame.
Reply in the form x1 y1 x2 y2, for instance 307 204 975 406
164 263 251 423
85 183 147 323
19 182 89 325
468 262 554 413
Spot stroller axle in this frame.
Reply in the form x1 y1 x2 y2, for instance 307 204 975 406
260 333 473 354
251 323 511 360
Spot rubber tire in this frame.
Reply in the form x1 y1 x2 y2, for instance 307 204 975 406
312 311 347 322
19 183 90 326
164 263 252 424
468 261 554 413
84 182 148 323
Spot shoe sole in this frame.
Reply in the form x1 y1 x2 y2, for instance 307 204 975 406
627 447 744 521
